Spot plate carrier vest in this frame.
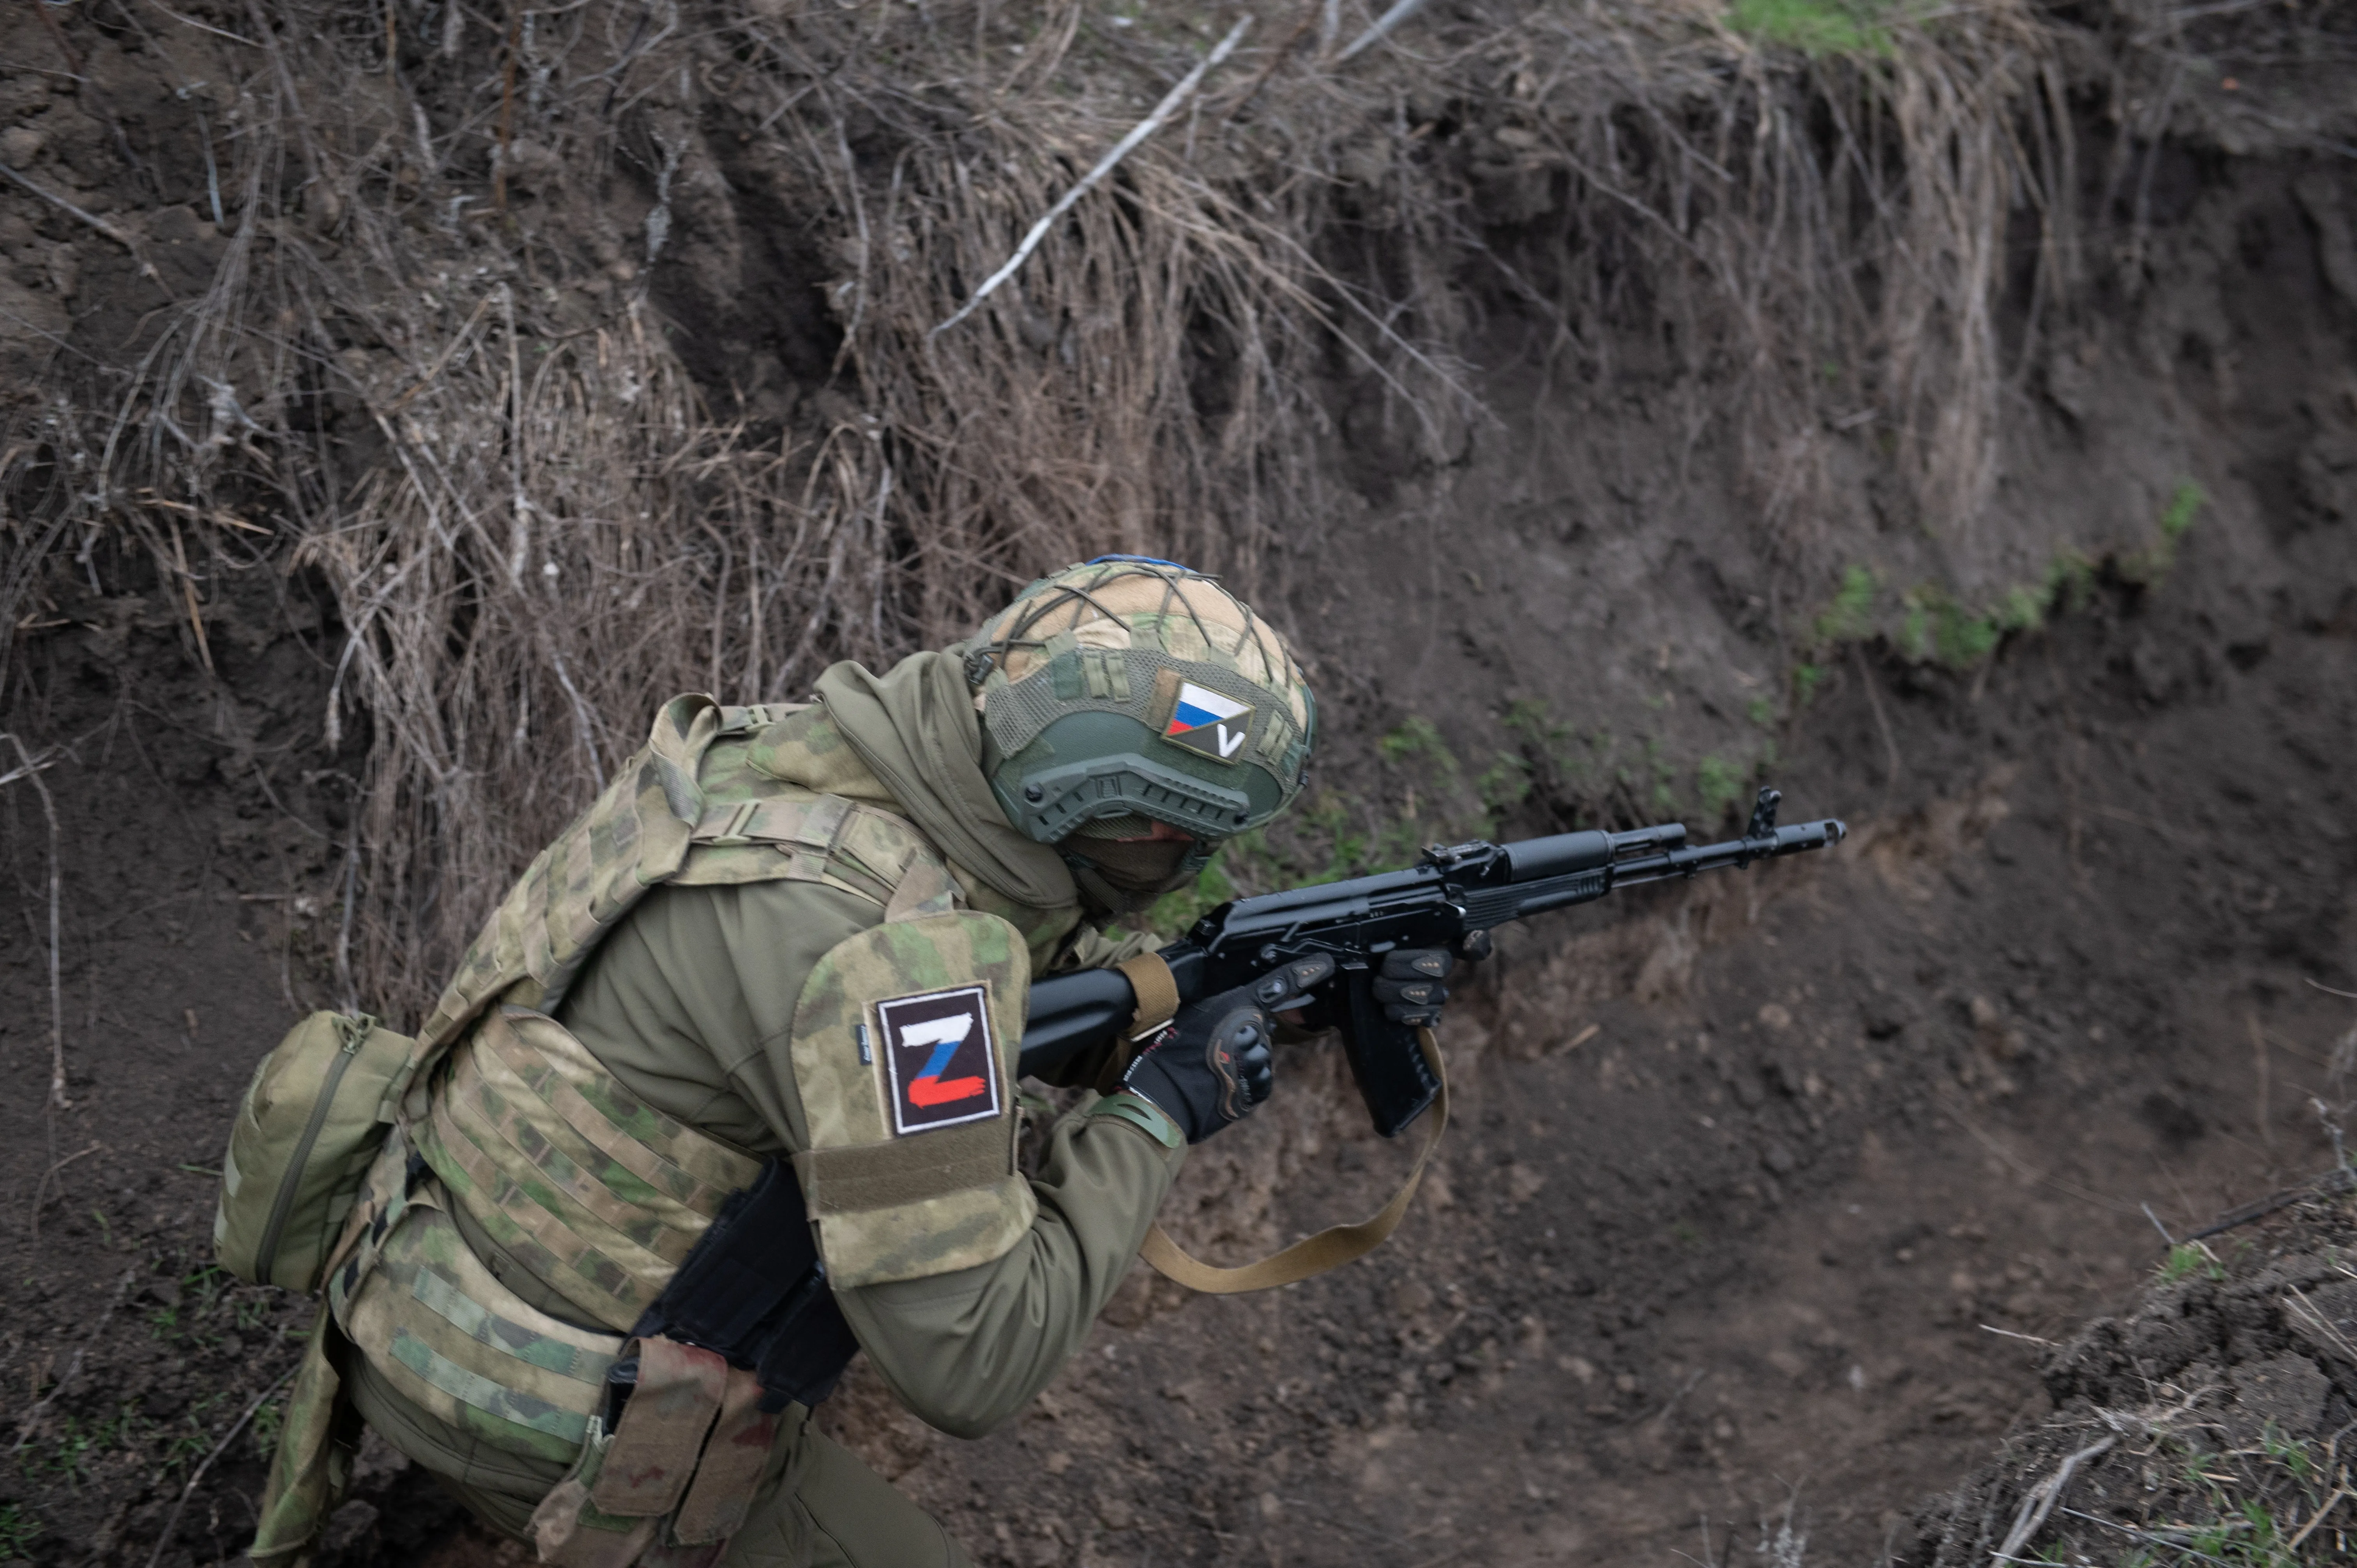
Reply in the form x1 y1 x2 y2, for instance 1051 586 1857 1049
310 696 973 1566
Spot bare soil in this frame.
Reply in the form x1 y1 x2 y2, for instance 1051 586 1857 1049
13 487 2357 1568
5 5 2357 1568
1898 1195 2357 1565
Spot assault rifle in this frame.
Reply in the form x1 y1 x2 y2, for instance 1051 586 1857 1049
1017 787 1846 1137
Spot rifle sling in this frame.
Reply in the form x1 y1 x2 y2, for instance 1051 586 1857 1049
1136 1028 1447 1294
1082 952 1185 1097
1115 952 1180 1035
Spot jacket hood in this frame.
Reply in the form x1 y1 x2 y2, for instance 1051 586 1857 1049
813 648 1079 913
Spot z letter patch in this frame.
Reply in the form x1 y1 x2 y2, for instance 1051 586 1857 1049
1161 680 1255 766
877 985 1003 1136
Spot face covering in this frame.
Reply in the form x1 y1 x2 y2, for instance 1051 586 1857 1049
1061 828 1207 919
1071 833 1195 890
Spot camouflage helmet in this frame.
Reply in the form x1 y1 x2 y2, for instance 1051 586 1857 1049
965 555 1315 849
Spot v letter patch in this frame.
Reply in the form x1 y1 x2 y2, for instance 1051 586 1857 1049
1161 680 1255 767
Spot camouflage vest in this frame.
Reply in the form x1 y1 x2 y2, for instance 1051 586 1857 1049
257 696 1042 1565
322 695 1035 1473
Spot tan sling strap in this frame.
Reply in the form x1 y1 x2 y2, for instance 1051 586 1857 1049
1136 1028 1448 1294
1115 952 1181 1033
1079 951 1186 1094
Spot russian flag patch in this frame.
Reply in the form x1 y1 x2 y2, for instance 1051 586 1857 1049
1162 680 1255 765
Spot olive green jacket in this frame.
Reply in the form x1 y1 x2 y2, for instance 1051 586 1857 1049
346 655 1184 1534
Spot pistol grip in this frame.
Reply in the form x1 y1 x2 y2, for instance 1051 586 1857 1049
1339 967 1440 1139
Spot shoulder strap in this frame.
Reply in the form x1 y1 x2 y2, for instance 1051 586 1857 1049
387 697 952 1129
1134 1029 1449 1294
392 694 727 1121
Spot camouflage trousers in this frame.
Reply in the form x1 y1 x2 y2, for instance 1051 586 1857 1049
348 1351 972 1567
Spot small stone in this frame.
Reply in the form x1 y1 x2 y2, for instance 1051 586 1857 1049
321 1501 379 1553
2229 1355 2329 1443
0 127 44 168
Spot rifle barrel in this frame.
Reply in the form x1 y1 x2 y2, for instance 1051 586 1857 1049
1016 803 1845 1084
1604 818 1846 891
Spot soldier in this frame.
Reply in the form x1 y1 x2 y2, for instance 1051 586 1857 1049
249 556 1458 1568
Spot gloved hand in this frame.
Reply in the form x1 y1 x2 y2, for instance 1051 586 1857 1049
1121 955 1336 1143
1370 948 1456 1028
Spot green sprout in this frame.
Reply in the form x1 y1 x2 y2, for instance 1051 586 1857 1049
1728 0 1896 56
0 1504 39 1556
1378 716 1457 773
1697 756 1750 824
2158 1242 2224 1283
1813 564 1877 644
251 1395 286 1459
1475 752 1532 822
2161 479 2205 540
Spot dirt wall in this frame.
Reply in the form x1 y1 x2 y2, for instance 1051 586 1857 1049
3 2 2356 1566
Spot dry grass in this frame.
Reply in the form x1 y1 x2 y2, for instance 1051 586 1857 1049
1 0 2074 1015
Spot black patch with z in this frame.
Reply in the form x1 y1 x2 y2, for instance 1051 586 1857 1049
876 985 1001 1135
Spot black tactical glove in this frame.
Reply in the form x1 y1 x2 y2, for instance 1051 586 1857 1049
1121 955 1336 1144
1370 948 1456 1028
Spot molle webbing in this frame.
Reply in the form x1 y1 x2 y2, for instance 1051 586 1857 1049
671 791 962 922
418 1008 762 1331
405 696 726 1084
334 1187 621 1465
793 1116 1014 1217
392 697 953 1120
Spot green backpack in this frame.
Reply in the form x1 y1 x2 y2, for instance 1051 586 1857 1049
214 1010 414 1293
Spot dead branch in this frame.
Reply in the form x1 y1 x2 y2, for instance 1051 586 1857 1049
30 1140 101 1240
2284 1484 2352 1555
1335 0 1431 62
494 0 520 215
2186 1165 2357 1241
142 1362 301 1568
10 1266 135 1452
31 0 85 76
1993 1436 2115 1562
933 14 1254 336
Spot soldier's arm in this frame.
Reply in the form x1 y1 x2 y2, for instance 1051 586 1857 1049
829 1100 1182 1438
567 879 1185 1438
